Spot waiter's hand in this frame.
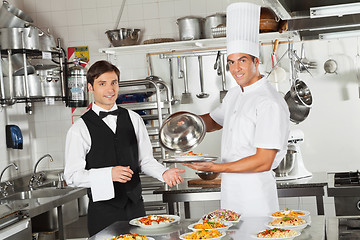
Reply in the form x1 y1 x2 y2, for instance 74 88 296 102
112 166 133 183
162 168 185 187
182 161 216 172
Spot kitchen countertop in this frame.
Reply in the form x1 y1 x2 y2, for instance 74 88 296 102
154 172 327 194
89 215 325 240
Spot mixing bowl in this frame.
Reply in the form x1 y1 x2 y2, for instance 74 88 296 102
196 171 219 180
159 111 206 152
274 145 297 177
105 28 141 47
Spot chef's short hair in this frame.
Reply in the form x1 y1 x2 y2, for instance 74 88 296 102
87 60 120 86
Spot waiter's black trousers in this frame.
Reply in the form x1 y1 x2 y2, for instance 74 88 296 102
87 198 145 236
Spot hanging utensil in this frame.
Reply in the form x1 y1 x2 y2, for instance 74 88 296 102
113 0 126 30
177 57 184 79
168 58 179 105
180 57 193 104
268 39 286 93
356 38 360 98
219 54 227 102
324 59 338 74
196 56 209 98
295 43 317 72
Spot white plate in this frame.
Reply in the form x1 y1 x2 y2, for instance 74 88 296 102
252 230 301 239
108 235 155 240
266 220 311 232
129 215 180 229
270 210 310 219
163 156 217 163
201 212 241 223
188 221 233 232
179 231 226 240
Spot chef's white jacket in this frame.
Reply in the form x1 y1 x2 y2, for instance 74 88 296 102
64 103 167 202
210 77 290 216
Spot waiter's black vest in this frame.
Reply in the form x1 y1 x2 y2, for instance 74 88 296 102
82 107 142 207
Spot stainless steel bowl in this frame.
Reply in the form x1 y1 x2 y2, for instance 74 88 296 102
159 111 206 152
196 171 219 180
105 28 141 47
274 146 297 177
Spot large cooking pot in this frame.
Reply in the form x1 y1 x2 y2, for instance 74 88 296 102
176 16 204 41
0 27 40 50
1 53 35 76
38 29 57 52
0 0 33 28
204 13 226 39
35 65 61 97
1 74 42 99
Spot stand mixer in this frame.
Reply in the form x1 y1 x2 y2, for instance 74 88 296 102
275 129 312 181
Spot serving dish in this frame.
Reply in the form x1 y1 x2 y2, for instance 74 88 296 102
163 156 217 164
252 229 301 239
270 209 310 219
106 234 154 240
201 209 241 223
179 230 226 240
188 221 232 232
266 220 310 232
129 215 180 229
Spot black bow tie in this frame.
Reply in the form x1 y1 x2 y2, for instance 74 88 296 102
99 109 120 119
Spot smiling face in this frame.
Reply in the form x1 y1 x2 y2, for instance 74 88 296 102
227 52 261 88
88 71 119 110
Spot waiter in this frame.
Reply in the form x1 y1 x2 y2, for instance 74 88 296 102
183 2 289 216
64 60 184 236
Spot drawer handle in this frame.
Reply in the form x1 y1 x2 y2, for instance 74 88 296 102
356 200 360 211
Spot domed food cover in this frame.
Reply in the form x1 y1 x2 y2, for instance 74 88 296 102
159 111 206 153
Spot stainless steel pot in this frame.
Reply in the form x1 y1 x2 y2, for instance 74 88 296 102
105 28 141 47
290 79 312 107
284 91 310 124
176 16 204 41
1 74 42 99
0 27 40 50
35 65 61 97
1 54 35 76
204 13 226 39
38 29 57 52
0 0 33 28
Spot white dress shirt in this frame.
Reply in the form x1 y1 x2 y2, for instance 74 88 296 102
64 103 167 202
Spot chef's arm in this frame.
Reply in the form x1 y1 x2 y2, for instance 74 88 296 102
219 148 277 172
200 113 222 132
183 148 277 173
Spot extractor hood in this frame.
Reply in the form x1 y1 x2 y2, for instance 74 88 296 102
264 0 360 40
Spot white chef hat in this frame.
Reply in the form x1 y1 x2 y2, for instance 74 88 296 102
226 2 260 58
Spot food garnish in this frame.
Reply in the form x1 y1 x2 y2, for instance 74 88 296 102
180 151 202 156
202 209 240 222
106 233 148 240
257 228 298 238
182 230 222 239
137 215 173 226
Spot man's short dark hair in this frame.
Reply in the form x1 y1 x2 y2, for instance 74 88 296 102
86 60 120 86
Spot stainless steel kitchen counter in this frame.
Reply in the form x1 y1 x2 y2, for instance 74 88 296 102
89 216 325 240
154 172 328 217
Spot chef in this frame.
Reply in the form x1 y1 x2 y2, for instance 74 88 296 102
183 2 290 216
64 60 185 236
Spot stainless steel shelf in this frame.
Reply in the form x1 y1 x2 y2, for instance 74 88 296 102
146 127 159 135
117 101 170 111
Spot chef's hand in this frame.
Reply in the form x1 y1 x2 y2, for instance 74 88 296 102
162 168 185 187
112 166 133 183
182 161 216 172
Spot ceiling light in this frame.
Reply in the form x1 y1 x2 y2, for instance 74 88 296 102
310 3 360 18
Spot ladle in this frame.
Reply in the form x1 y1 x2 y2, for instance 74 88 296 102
196 56 209 98
113 0 126 29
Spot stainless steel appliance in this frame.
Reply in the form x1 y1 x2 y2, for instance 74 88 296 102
328 171 360 216
0 208 32 240
274 129 312 181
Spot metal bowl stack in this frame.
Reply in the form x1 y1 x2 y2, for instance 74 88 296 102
159 111 206 153
105 28 141 47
